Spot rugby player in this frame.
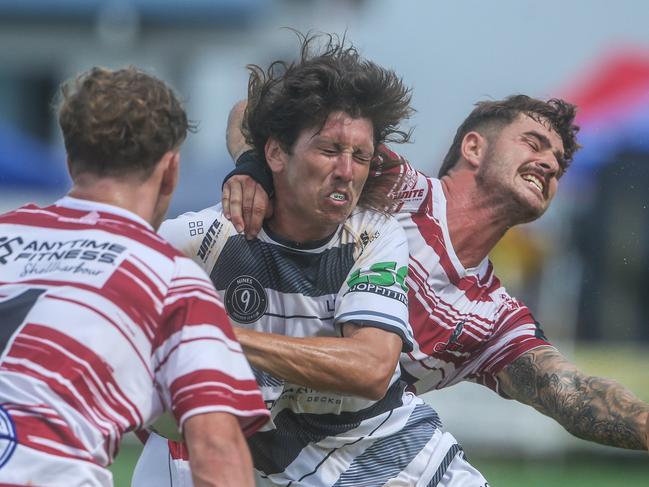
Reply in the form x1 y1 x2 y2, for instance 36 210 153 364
226 94 649 466
0 66 268 486
134 34 490 486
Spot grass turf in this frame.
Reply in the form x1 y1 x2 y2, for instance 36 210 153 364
110 444 649 486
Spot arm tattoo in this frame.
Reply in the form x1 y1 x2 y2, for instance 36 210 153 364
498 346 649 450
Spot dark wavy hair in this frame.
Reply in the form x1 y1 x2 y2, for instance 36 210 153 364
58 66 195 179
242 32 413 211
438 95 580 177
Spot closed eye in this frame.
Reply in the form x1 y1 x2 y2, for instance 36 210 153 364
524 137 540 152
354 154 372 164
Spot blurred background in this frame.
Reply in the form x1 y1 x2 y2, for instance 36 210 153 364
1 0 647 485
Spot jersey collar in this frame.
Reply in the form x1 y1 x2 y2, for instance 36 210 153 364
56 196 154 231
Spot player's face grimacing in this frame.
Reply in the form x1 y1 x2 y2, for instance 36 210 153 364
477 114 565 223
267 111 374 241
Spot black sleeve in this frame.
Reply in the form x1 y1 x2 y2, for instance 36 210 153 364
222 150 275 198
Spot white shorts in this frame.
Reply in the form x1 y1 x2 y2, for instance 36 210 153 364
132 430 488 487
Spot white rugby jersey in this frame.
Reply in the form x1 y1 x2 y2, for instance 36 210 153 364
379 145 552 396
0 197 268 486
157 206 458 486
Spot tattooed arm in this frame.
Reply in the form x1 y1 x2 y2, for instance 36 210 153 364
496 345 649 451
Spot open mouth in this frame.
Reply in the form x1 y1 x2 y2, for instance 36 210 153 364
521 174 544 195
329 191 347 202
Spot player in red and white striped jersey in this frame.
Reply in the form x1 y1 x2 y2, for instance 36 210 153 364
0 66 268 486
225 95 649 465
375 143 553 397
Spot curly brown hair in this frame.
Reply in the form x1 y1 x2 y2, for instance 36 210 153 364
58 66 194 179
242 32 413 212
438 95 580 178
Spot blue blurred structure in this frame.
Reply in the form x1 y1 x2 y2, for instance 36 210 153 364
0 120 68 190
0 0 268 25
564 50 649 182
558 50 649 343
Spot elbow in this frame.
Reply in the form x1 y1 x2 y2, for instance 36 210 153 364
363 385 390 401
358 368 394 401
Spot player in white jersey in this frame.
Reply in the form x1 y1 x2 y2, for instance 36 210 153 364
226 94 649 467
134 33 489 486
0 66 268 487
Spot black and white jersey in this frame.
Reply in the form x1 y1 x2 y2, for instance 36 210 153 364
156 205 451 486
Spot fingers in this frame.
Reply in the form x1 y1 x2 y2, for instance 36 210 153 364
221 182 231 219
244 183 269 240
222 175 268 238
240 177 257 238
222 177 244 233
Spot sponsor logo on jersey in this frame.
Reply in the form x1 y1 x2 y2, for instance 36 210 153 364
225 275 268 324
359 230 380 253
1 236 128 286
277 386 342 406
8 238 125 264
0 405 17 469
347 261 409 292
394 188 425 201
345 260 408 304
0 237 23 264
433 320 465 353
6 238 126 277
345 282 408 305
197 219 223 262
188 220 204 237
498 292 522 312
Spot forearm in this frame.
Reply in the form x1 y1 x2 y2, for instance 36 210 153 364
235 326 400 400
499 346 649 450
184 412 255 487
226 99 251 160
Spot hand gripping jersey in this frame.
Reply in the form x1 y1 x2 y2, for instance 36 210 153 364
378 145 552 396
143 205 479 486
0 198 268 486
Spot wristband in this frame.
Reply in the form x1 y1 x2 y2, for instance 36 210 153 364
222 150 275 198
235 149 259 167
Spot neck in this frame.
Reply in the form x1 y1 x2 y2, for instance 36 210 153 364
68 173 159 226
267 203 337 244
441 172 516 268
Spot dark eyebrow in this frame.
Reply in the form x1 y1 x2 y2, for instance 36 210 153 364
315 137 374 155
523 130 566 170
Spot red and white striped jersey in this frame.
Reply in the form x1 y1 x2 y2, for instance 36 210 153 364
377 146 551 396
0 197 268 486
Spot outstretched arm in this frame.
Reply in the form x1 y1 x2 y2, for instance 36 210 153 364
222 99 271 238
225 99 250 160
235 323 403 401
497 345 649 451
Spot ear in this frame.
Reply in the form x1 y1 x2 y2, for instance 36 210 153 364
159 151 180 196
265 137 287 174
460 131 487 170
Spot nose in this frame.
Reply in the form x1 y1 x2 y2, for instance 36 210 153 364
333 153 353 182
535 156 559 178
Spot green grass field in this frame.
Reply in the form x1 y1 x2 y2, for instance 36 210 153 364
109 444 649 486
109 344 649 486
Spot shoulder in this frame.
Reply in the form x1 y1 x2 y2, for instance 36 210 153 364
342 209 408 265
345 209 405 243
158 204 236 264
384 153 436 215
159 205 229 241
